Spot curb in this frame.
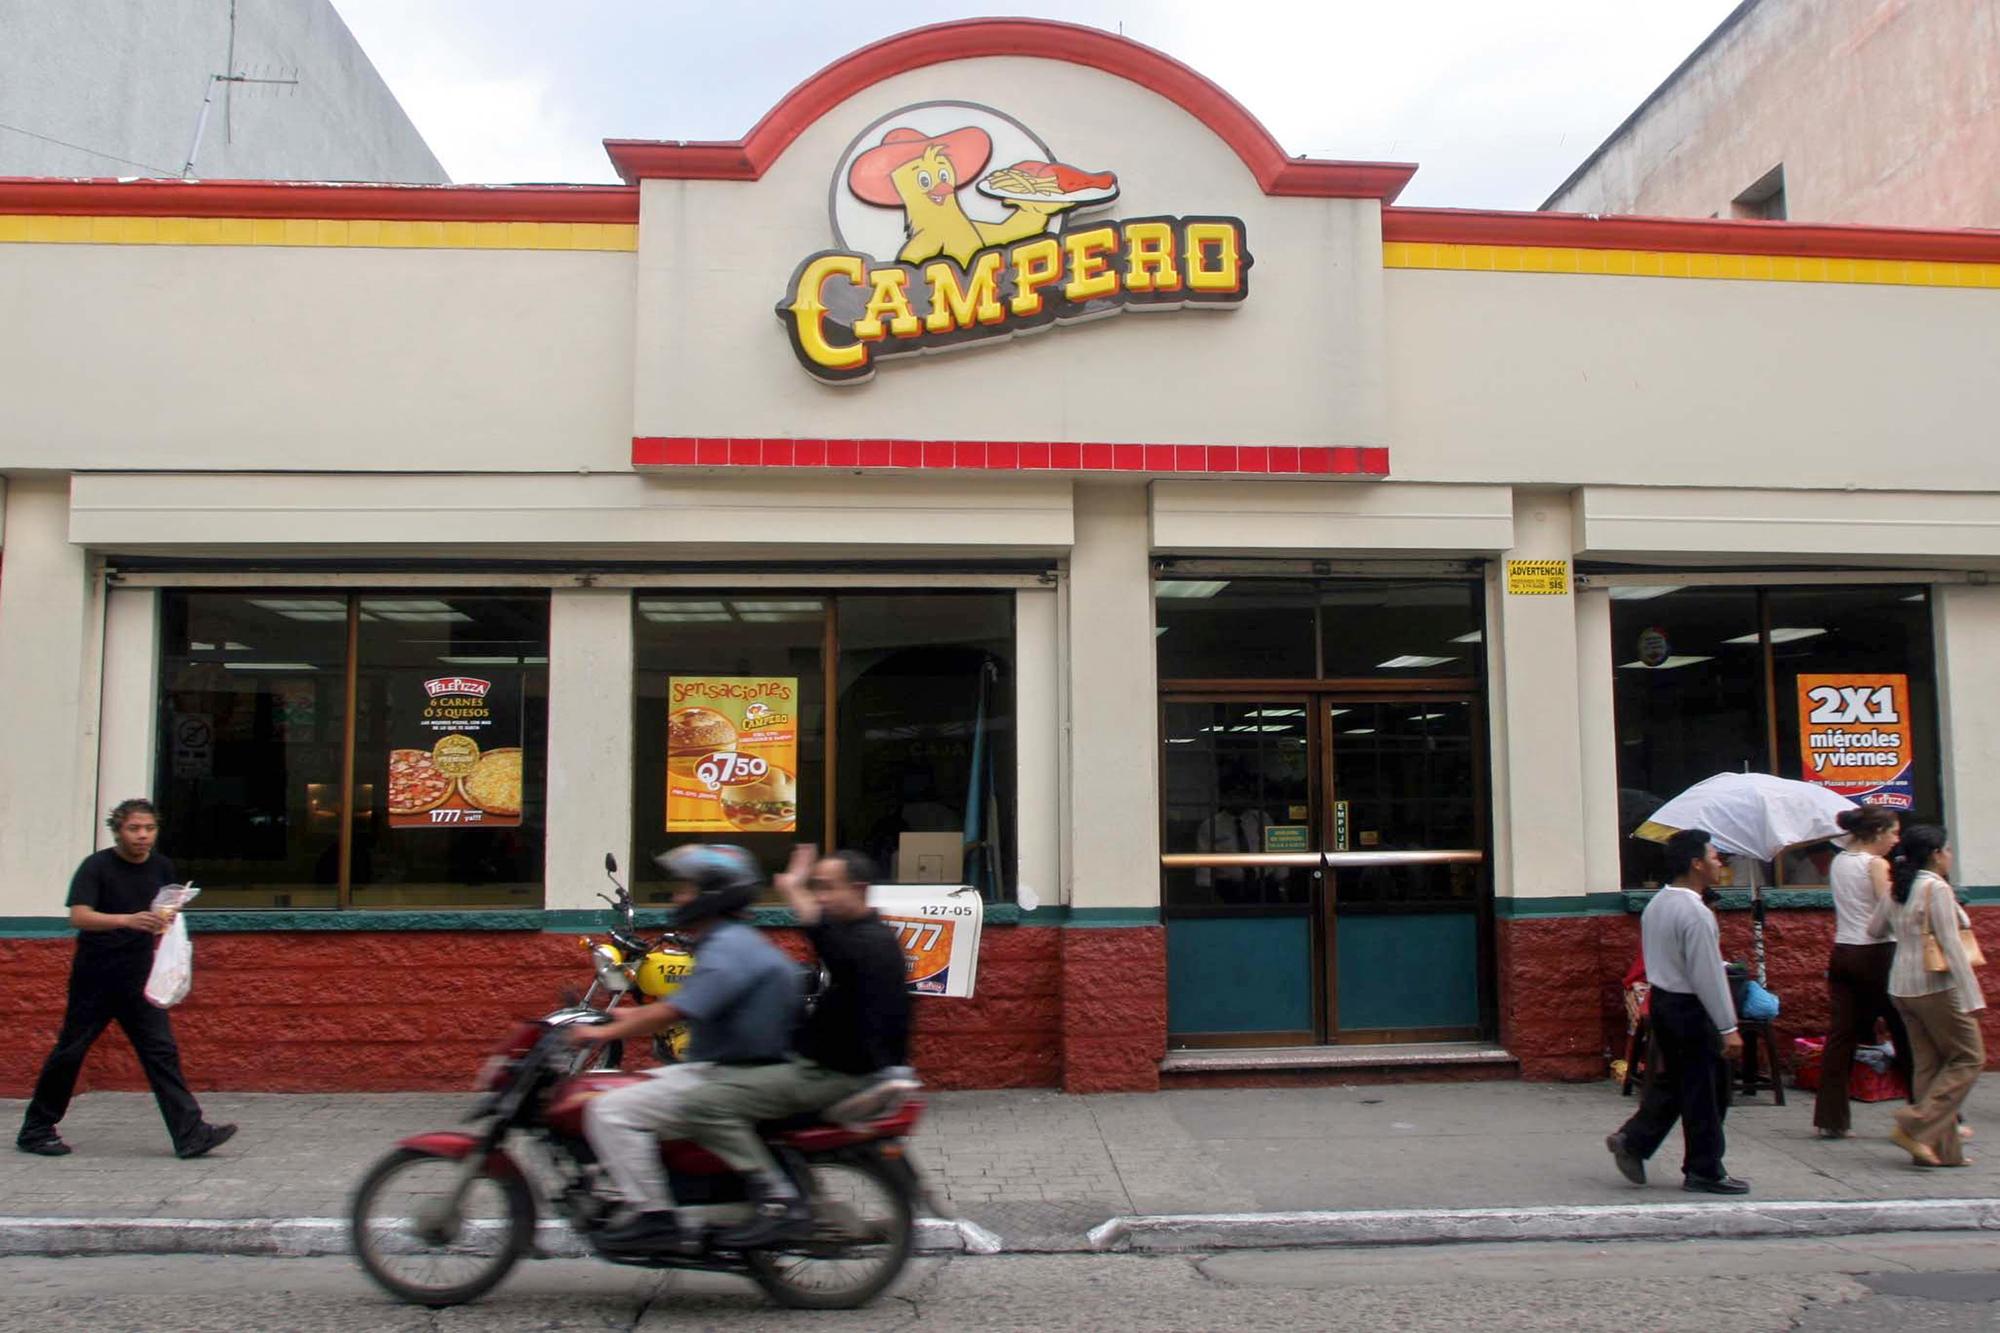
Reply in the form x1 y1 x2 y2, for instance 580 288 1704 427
1085 1197 2000 1252
0 1215 995 1259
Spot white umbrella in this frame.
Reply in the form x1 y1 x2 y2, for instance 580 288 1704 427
1633 772 1857 862
1633 773 1859 984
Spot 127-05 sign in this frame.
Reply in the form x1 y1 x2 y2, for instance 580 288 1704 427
1797 673 1915 809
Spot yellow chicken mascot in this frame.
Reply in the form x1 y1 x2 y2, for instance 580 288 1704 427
848 125 1072 266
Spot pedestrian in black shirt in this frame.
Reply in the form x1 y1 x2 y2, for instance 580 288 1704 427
16 800 236 1160
671 844 913 1248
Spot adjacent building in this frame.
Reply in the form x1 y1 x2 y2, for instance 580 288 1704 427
3 19 1998 1097
0 0 445 182
1544 0 2000 227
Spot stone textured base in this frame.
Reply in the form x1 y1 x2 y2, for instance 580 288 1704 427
1060 927 1167 1093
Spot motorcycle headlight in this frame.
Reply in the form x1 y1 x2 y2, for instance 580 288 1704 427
591 943 633 993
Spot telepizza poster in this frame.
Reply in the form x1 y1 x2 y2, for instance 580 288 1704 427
386 674 524 828
1797 673 1915 810
665 677 799 833
867 884 983 998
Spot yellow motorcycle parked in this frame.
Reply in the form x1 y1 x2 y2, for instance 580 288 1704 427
544 853 693 1071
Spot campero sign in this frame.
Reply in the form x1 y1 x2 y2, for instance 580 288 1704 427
778 102 1249 385
1797 673 1916 810
666 677 799 833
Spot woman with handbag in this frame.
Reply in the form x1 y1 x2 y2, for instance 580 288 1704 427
1814 805 1912 1138
1871 825 1985 1166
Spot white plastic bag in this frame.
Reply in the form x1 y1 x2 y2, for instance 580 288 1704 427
144 883 201 1009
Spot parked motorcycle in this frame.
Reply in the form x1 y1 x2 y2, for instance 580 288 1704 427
350 1019 929 1310
543 853 695 1072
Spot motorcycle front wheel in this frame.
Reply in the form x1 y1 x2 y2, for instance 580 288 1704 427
349 1146 536 1308
745 1152 914 1310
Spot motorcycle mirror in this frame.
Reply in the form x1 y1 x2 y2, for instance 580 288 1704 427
604 852 618 876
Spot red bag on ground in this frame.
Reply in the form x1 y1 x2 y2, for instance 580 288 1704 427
1791 1037 1825 1091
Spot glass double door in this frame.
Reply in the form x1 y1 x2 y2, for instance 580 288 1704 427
1161 694 1488 1046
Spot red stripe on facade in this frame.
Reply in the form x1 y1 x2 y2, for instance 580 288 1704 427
602 19 1417 202
1383 206 2000 266
0 179 640 223
631 437 1390 476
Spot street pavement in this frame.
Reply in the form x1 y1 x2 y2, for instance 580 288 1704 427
2 1233 1998 1330
4 1079 1997 1250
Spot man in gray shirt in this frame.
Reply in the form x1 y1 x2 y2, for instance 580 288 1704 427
577 845 801 1251
1607 829 1749 1195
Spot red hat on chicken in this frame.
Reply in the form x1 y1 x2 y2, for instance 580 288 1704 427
847 125 993 207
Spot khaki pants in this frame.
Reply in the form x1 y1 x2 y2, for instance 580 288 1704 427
672 1058 874 1178
583 1061 719 1210
1892 991 1985 1166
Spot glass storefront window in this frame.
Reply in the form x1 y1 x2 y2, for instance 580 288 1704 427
1157 580 1316 680
1161 699 1313 909
633 591 1015 901
1155 576 1484 682
1318 581 1482 680
1609 583 1939 888
156 591 550 909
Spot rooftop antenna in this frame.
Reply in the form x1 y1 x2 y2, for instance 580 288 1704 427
182 67 299 178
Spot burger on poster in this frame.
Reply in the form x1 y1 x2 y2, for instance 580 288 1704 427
668 706 737 773
721 767 797 832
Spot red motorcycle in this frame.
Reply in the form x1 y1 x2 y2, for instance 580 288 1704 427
349 1019 929 1310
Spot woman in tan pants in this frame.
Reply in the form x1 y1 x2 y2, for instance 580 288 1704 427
1871 826 1985 1167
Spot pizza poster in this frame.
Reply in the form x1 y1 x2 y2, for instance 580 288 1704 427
1797 673 1916 810
665 677 799 833
867 884 983 998
386 673 524 828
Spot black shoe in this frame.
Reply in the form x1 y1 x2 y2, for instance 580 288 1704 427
718 1190 813 1250
174 1123 237 1160
598 1208 685 1253
16 1135 71 1157
1605 1133 1645 1186
1682 1173 1751 1195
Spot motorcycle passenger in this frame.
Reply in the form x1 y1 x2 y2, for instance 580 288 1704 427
574 844 799 1253
674 844 913 1250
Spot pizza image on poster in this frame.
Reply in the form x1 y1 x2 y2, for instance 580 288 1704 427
1797 672 1916 810
387 674 525 828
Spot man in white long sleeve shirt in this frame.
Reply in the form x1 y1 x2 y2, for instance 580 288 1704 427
1606 829 1750 1195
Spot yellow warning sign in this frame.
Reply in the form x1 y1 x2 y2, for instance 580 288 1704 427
1506 560 1570 596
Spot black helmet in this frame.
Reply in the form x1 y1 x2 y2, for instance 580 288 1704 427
654 843 763 928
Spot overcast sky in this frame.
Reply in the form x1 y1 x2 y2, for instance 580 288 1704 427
329 1 1742 209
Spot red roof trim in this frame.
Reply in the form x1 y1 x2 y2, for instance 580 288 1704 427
633 437 1389 477
0 178 639 224
1384 206 2000 265
603 18 1417 202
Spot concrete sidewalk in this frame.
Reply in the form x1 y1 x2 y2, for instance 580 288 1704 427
4 1079 1996 1253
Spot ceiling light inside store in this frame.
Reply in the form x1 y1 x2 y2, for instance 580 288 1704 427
1903 592 1927 602
645 611 733 623
730 601 822 613
1166 737 1195 744
249 598 354 621
736 611 820 622
1375 654 1455 669
1248 708 1304 718
361 600 473 624
1343 727 1376 735
1618 655 1716 670
223 662 319 671
1609 586 1678 601
1450 630 1483 644
1721 627 1826 645
1156 580 1230 599
1411 713 1446 721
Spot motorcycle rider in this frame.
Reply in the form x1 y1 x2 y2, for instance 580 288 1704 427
573 843 799 1253
673 844 913 1249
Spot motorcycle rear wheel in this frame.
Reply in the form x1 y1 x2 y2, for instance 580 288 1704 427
349 1146 535 1308
745 1153 914 1310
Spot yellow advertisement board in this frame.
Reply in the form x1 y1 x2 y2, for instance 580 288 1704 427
665 677 799 833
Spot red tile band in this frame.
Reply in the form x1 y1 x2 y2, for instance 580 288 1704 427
631 437 1388 476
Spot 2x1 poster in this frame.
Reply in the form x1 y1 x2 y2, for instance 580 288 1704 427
665 677 799 833
1797 672 1915 810
386 673 525 828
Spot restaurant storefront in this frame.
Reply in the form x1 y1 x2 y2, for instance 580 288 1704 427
4 18 2000 1095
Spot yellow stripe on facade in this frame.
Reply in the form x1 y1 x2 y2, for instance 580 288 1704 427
0 214 638 251
1382 240 2000 290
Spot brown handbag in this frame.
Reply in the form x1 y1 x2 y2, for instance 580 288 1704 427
1919 879 1987 972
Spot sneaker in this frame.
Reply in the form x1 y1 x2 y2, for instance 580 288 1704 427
16 1135 71 1157
174 1123 238 1160
597 1208 685 1253
1605 1133 1645 1186
1682 1174 1751 1195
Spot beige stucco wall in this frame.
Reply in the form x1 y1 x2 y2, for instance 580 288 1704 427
632 54 1389 450
0 245 634 473
1385 267 2000 494
1545 0 2000 227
